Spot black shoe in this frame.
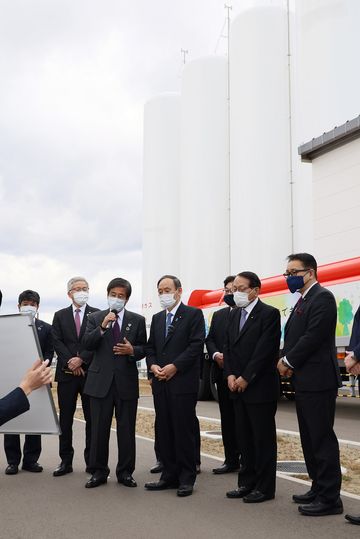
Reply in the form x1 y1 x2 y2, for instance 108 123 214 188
196 465 201 475
345 514 360 525
298 499 343 516
53 463 73 477
292 489 317 504
150 461 163 474
243 490 275 503
145 480 178 491
177 484 193 497
5 464 18 475
22 462 43 473
226 486 252 499
213 463 240 475
118 474 137 487
85 474 108 489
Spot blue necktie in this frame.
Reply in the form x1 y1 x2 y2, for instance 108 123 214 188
239 308 247 332
165 312 173 337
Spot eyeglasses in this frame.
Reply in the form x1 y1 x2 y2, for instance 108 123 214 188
71 287 89 292
283 269 310 278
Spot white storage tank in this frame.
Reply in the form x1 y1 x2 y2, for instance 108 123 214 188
229 3 292 277
179 56 229 293
142 93 181 322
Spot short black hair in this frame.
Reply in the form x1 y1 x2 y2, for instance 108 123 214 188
223 275 235 287
157 275 182 289
237 271 261 290
287 253 317 278
107 278 132 299
18 290 40 305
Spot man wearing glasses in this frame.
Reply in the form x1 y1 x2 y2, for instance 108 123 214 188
278 253 342 516
52 277 99 477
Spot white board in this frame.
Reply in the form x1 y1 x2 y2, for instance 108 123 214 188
0 314 60 434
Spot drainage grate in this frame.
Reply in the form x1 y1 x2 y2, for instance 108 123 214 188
277 461 308 474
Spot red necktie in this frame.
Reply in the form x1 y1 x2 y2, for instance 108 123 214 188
75 309 81 337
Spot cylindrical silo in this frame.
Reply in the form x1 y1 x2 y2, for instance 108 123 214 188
142 93 181 323
229 3 292 278
179 56 229 294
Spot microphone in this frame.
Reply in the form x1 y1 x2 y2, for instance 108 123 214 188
105 309 118 329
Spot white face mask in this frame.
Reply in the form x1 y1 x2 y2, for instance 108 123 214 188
159 293 176 310
233 291 251 308
20 305 37 318
108 296 126 313
73 291 89 307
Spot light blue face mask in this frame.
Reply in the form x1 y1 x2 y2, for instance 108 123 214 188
108 296 126 312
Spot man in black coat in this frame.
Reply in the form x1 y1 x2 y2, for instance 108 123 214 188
278 253 343 516
83 277 146 489
4 290 54 475
224 271 280 503
206 275 240 474
145 275 205 497
52 276 99 476
0 360 52 427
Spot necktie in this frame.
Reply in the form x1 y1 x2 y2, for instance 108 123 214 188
74 309 81 337
239 308 247 332
295 296 304 313
113 315 121 344
165 312 173 337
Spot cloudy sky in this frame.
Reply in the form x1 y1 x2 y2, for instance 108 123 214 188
0 0 259 320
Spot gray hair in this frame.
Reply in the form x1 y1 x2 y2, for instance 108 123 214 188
67 276 89 292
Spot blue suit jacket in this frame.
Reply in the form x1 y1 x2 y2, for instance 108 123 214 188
0 387 29 427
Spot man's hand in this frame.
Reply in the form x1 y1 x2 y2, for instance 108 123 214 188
349 361 360 376
68 356 83 370
72 367 85 377
214 352 224 369
160 364 177 381
235 376 248 392
277 358 293 378
19 359 52 396
101 312 117 330
150 364 164 379
345 352 357 372
227 375 237 392
113 338 134 356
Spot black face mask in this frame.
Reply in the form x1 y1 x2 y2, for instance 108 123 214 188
223 293 235 307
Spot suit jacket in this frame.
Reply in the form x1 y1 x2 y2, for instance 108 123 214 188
205 307 231 382
282 283 342 392
0 387 29 427
52 304 99 382
223 300 281 403
35 318 54 365
83 309 147 400
146 302 205 396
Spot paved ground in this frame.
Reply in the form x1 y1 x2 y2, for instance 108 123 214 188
0 420 359 539
139 395 360 443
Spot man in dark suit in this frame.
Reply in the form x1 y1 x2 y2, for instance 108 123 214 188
206 275 240 474
224 272 280 503
4 290 54 475
52 276 99 476
83 277 146 489
278 253 343 516
145 275 205 497
0 360 52 427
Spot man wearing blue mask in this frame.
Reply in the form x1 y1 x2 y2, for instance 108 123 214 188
4 290 54 475
83 278 147 489
206 275 241 474
278 253 342 517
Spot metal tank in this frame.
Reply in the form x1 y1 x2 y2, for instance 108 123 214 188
142 93 181 323
229 3 293 277
179 56 229 293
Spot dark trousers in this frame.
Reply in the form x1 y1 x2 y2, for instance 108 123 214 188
233 397 277 496
89 381 137 479
217 377 240 466
154 387 198 486
4 434 41 466
57 376 91 466
154 414 201 466
295 389 341 504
